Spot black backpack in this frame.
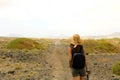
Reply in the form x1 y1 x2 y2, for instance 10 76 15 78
71 44 85 69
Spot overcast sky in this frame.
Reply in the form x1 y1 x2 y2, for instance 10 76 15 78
0 0 120 38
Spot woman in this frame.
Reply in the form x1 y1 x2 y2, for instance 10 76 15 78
68 34 88 80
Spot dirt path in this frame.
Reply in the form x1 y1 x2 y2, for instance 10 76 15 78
46 44 72 80
45 43 120 80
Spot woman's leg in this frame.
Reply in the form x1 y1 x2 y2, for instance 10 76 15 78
80 76 84 80
72 68 80 80
73 76 80 80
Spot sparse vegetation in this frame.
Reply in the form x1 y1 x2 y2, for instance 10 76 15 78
1 37 120 54
112 61 120 76
6 38 40 49
60 39 69 46
61 38 120 54
35 38 54 50
84 39 97 53
83 38 120 54
6 38 53 50
0 37 120 79
15 63 23 70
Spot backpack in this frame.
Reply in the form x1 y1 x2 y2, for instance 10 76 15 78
70 44 85 69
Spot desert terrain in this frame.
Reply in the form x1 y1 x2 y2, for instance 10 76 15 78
0 37 120 80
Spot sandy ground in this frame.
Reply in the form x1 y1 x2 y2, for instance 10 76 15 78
0 43 120 80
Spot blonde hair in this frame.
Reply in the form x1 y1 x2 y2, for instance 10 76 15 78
70 34 83 48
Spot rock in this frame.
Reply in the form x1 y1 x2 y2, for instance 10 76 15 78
8 70 15 75
93 63 98 65
0 72 6 77
113 78 120 80
26 77 35 80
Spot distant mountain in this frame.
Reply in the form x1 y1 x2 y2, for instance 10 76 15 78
7 34 24 37
110 32 120 37
82 32 120 39
48 32 120 39
1 32 120 39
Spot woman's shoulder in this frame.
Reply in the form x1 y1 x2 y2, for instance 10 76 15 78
77 44 84 49
77 44 83 46
69 44 74 47
69 44 83 46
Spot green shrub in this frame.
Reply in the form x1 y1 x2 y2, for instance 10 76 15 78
112 61 120 76
84 39 97 53
6 38 40 50
84 39 120 54
95 39 115 53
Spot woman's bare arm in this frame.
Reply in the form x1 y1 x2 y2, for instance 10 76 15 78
83 48 88 71
68 47 72 67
